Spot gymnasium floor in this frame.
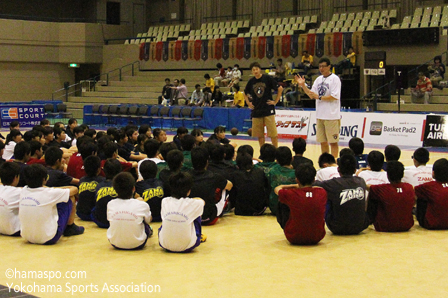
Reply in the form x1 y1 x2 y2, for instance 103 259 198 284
1 134 448 298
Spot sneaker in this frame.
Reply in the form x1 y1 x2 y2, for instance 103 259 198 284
200 234 207 243
63 223 85 236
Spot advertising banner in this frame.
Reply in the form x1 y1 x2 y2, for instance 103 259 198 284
1 105 45 128
423 115 448 147
274 110 311 139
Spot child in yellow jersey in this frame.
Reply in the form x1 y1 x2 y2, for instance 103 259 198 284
232 85 245 108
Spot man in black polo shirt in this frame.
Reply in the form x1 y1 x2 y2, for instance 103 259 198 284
188 147 233 225
244 62 283 148
315 154 369 235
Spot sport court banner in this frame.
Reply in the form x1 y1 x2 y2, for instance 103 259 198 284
1 105 45 128
423 115 448 147
274 110 311 139
362 113 426 147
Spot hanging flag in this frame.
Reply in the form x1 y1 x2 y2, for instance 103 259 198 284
162 41 169 61
258 36 266 59
201 39 208 61
155 41 163 61
194 40 202 61
188 40 195 60
243 37 251 60
324 33 334 57
215 38 223 60
181 40 188 61
282 35 291 58
144 43 150 61
251 37 258 58
274 35 282 57
222 38 230 60
236 37 244 60
139 43 145 60
266 36 274 59
169 41 176 61
352 31 363 54
290 35 298 58
306 33 316 56
342 32 353 55
175 40 182 61
333 32 343 57
315 33 325 58
229 38 237 59
208 38 215 59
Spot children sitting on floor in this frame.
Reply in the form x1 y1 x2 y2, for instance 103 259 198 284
76 155 104 221
275 163 327 245
135 160 165 222
107 172 153 250
403 147 434 187
159 172 205 253
349 137 368 169
19 164 83 244
367 161 415 232
415 158 448 230
315 153 340 182
0 162 22 236
357 151 388 185
291 137 313 168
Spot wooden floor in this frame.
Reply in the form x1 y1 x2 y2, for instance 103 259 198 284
1 136 448 298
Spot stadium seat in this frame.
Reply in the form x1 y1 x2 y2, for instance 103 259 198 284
347 13 355 21
355 12 363 20
268 19 275 26
339 13 347 21
303 16 311 23
308 29 316 34
282 18 289 25
297 16 303 23
336 20 344 28
289 17 296 24
327 21 335 28
414 7 423 17
372 11 380 20
331 14 339 22
364 11 372 19
57 103 73 120
391 24 400 29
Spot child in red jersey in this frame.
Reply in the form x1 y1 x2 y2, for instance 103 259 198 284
367 161 415 232
415 158 448 230
275 163 327 245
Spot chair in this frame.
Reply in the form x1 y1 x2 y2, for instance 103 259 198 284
159 106 172 129
44 103 58 118
118 106 129 125
179 107 193 128
57 103 73 120
149 105 162 127
106 105 119 126
191 108 204 128
137 105 151 125
127 105 139 124
171 107 183 129
84 104 100 125
99 105 110 127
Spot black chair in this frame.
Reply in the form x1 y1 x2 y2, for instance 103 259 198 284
170 107 183 130
85 104 100 125
107 105 119 126
118 106 129 125
44 103 58 118
99 105 111 127
137 106 151 125
180 107 193 128
184 108 203 128
150 105 162 127
57 103 73 120
127 105 139 124
160 106 172 129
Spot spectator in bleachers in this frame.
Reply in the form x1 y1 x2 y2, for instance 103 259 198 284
228 64 242 89
214 63 226 87
221 66 233 86
232 85 245 108
335 47 356 75
274 58 286 82
170 79 188 105
203 74 215 105
428 56 445 89
212 86 223 107
190 84 204 106
298 50 313 75
411 72 432 104
158 78 173 105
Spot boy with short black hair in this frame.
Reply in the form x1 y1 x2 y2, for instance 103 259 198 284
71 126 85 147
357 150 388 185
157 142 178 176
19 164 83 244
315 154 369 235
315 152 340 182
267 146 296 215
76 155 104 221
137 139 162 180
403 147 434 187
107 172 153 250
135 160 164 222
188 147 232 225
275 163 327 245
232 153 268 215
223 143 236 165
45 147 79 187
49 127 71 149
102 141 137 174
159 172 205 252
348 137 368 169
92 159 122 228
383 144 401 170
415 158 448 229
66 136 95 179
26 140 45 165
0 162 22 236
254 143 279 175
13 141 31 187
367 161 415 232
292 137 313 168
208 144 237 182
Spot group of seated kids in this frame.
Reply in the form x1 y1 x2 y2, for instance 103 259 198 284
0 119 447 251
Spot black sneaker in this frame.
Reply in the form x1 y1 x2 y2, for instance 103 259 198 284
63 223 85 236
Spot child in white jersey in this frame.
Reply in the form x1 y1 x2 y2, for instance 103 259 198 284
159 172 205 252
107 172 153 250
0 162 22 236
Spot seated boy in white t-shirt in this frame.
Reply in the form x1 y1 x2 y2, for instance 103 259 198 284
315 153 340 182
357 150 388 185
0 162 22 236
107 172 153 250
403 147 434 187
159 172 205 253
19 164 83 245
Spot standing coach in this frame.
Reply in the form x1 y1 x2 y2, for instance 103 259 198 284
295 57 341 157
